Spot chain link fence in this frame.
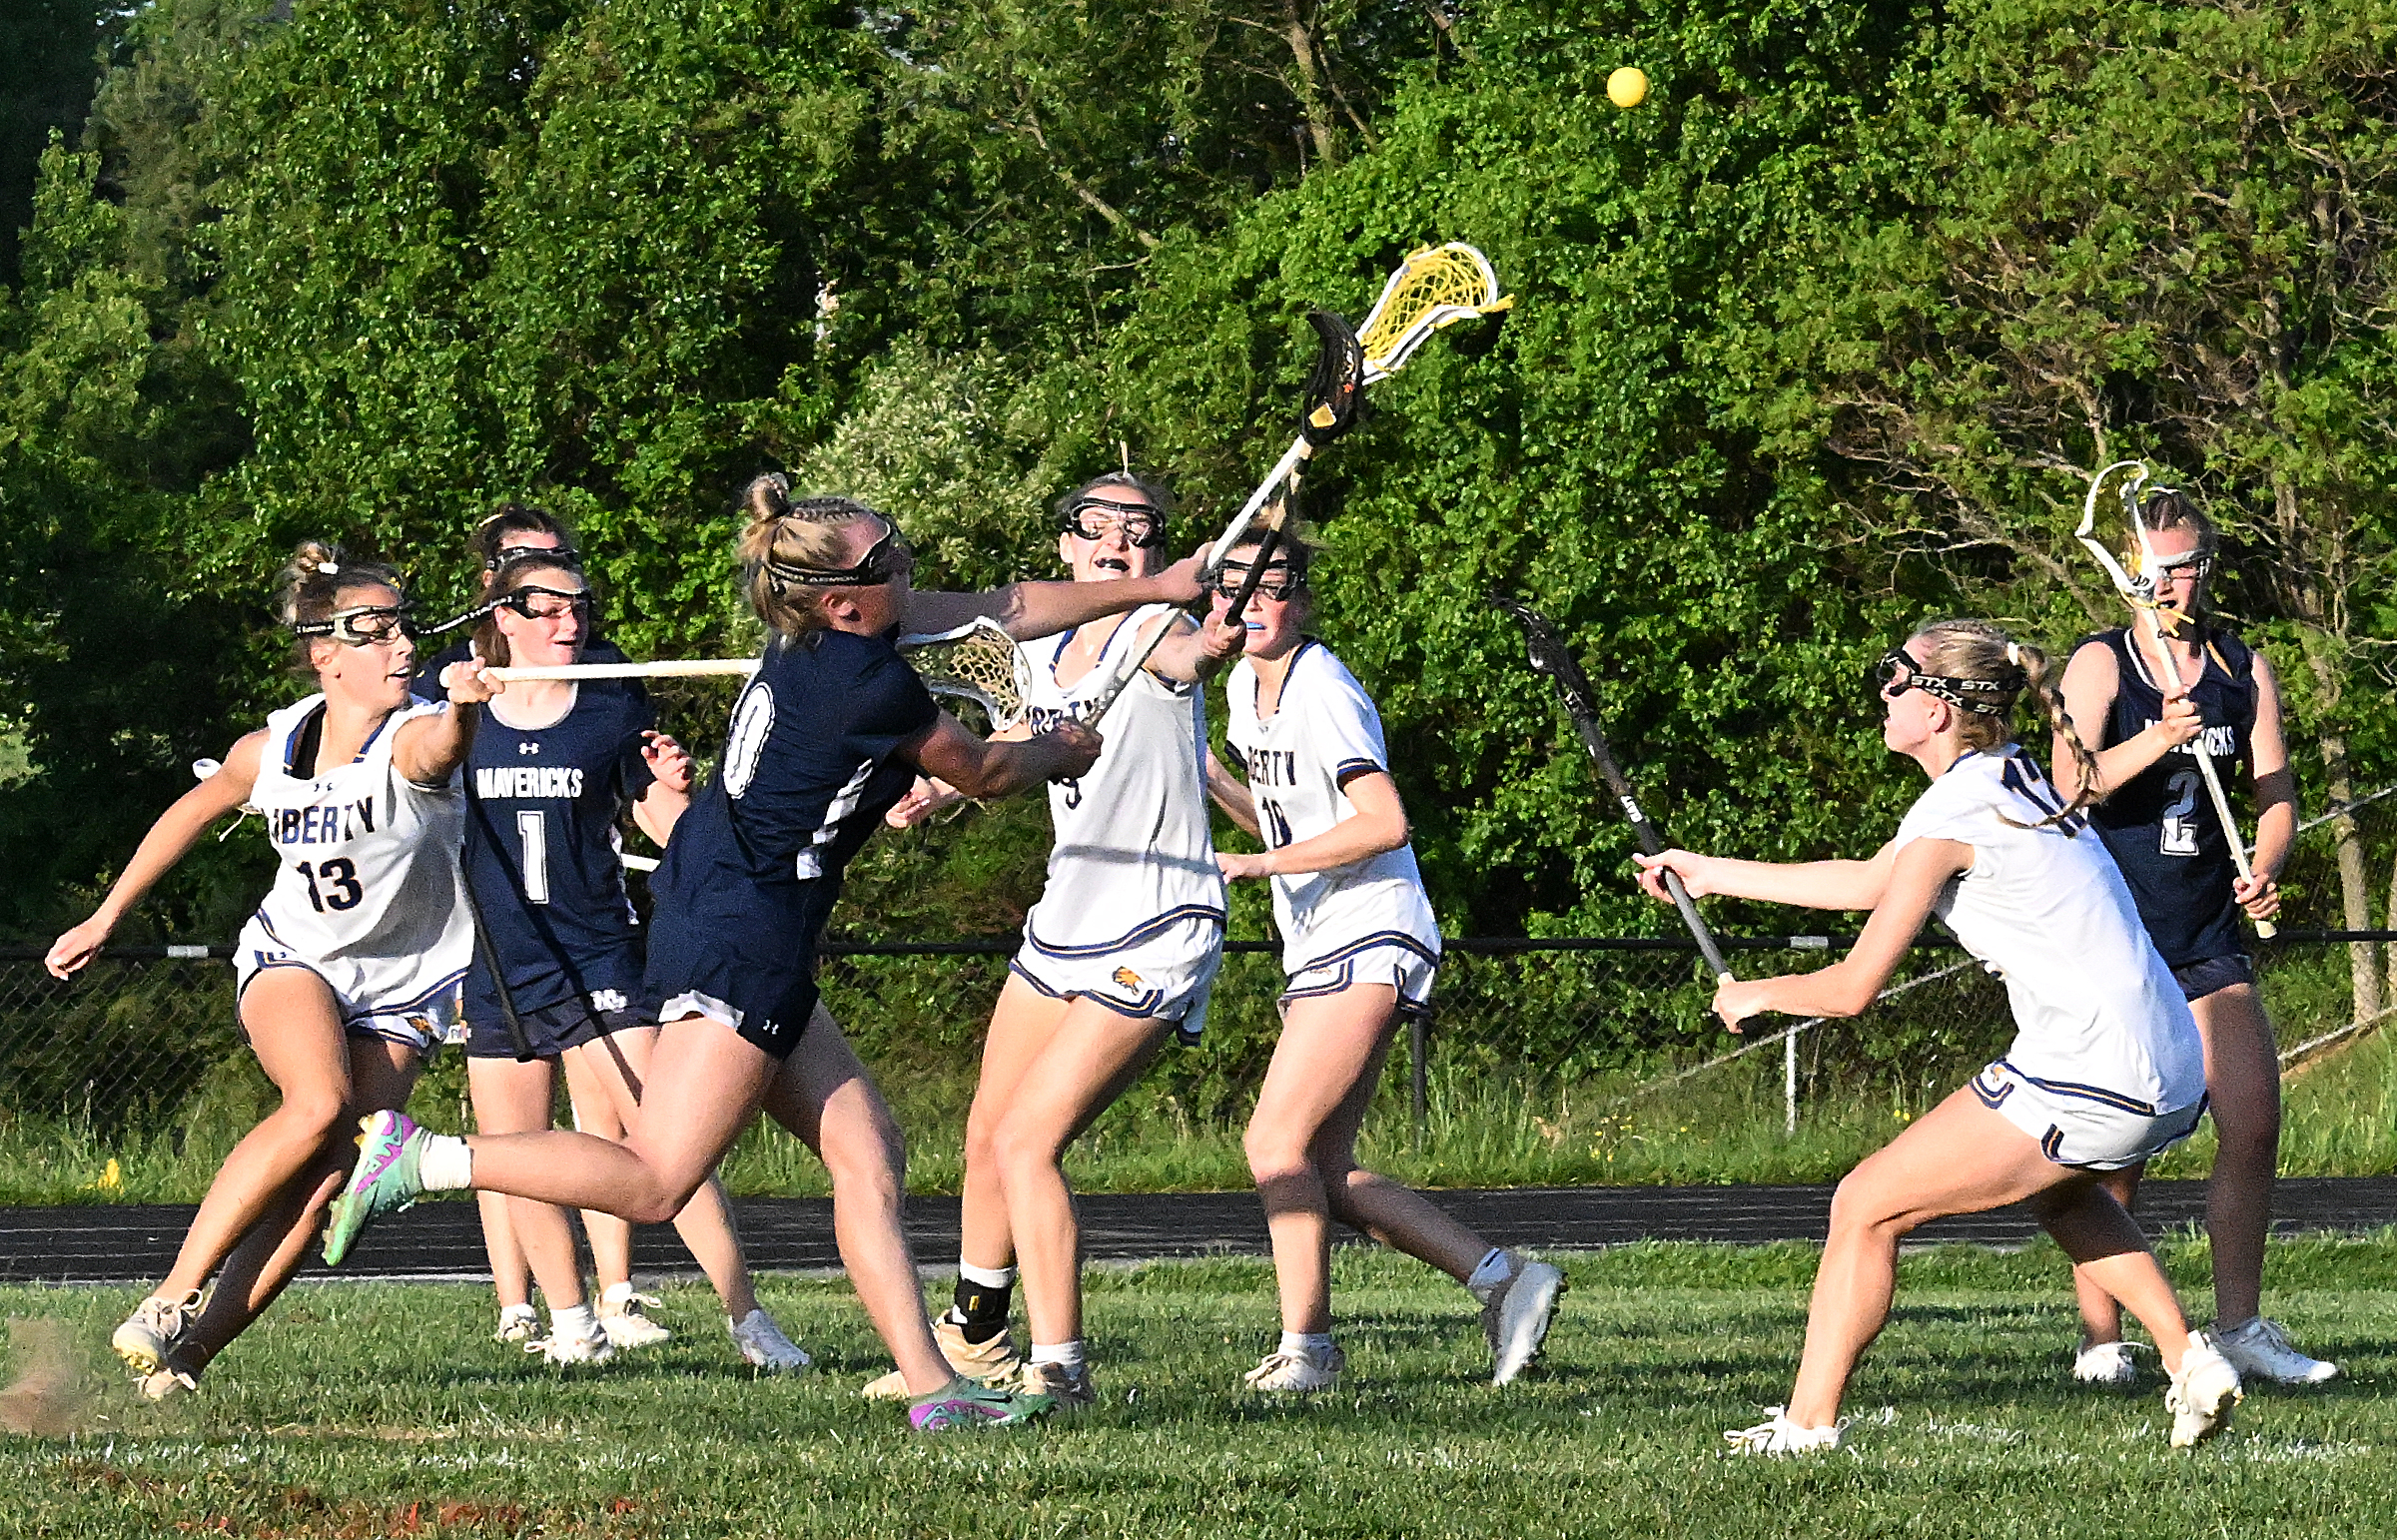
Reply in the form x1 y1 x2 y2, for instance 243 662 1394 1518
1 790 2390 1176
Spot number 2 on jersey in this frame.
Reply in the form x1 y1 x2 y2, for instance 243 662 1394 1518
2158 769 2201 856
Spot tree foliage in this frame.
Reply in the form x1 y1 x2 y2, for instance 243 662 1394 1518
2 0 2391 980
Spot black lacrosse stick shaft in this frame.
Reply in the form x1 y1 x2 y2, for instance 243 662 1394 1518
1224 525 1286 628
463 794 538 1063
1492 592 1736 985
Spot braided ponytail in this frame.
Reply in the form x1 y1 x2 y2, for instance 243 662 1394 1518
1911 619 2096 828
734 474 888 639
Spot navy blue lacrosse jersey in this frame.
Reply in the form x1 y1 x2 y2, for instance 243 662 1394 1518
640 628 939 1050
458 681 657 1022
2074 626 2259 967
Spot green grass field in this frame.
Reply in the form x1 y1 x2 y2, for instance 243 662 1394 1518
11 1236 2397 1537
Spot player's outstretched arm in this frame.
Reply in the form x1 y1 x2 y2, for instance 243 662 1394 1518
1708 836 1972 1031
1636 838 1903 914
45 730 266 979
393 659 497 788
1217 769 1408 882
906 711 1102 801
900 552 1206 642
1143 607 1246 684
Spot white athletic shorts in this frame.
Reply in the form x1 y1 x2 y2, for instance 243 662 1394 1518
1011 910 1224 1047
1280 932 1439 1021
235 914 461 1057
1970 1060 2207 1171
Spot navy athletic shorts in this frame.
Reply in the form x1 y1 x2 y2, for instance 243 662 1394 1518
2171 953 2256 1004
464 994 645 1060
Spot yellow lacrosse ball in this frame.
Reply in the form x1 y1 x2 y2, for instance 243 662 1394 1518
1608 67 1649 109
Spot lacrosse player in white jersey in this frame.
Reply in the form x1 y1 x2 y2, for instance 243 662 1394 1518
46 540 494 1399
868 471 1245 1408
1638 619 2241 1454
1208 527 1565 1393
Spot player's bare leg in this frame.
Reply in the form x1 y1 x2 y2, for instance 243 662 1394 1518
567 1029 762 1321
467 1055 592 1323
1246 985 1485 1335
1786 1084 2199 1430
986 992 1172 1360
2189 985 2280 1326
758 1007 952 1395
163 1035 419 1381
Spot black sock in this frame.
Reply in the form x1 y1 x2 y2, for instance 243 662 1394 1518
953 1275 1014 1344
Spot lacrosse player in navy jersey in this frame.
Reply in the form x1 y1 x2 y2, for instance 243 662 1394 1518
869 470 1246 1410
326 477 1207 1431
1206 528 1565 1394
1640 620 2239 1454
447 548 809 1371
2055 490 2329 1387
48 541 493 1400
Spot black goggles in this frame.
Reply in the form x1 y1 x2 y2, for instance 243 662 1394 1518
762 516 915 588
487 542 581 571
1063 496 1167 548
499 584 594 621
294 603 417 646
1212 563 1303 603
1875 646 2015 716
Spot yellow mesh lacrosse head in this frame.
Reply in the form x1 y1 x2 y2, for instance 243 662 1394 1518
897 618 1032 730
1354 243 1513 383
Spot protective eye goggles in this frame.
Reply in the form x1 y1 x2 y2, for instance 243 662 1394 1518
487 542 580 571
499 584 594 621
295 603 417 646
1211 564 1302 603
1875 646 2014 716
2140 546 2214 582
762 515 915 589
1062 496 1167 548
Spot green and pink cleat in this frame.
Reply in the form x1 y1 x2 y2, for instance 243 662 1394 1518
322 1109 430 1266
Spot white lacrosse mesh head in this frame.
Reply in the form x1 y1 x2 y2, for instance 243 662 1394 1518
897 618 1032 731
1354 243 1513 383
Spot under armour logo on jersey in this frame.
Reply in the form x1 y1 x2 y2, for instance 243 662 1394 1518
518 741 540 756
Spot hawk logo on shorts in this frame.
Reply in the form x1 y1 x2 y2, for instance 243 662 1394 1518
1112 967 1144 990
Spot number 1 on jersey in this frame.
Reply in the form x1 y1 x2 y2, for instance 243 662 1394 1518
517 810 550 904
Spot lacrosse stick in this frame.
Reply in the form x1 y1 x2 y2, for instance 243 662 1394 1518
486 659 759 682
1492 591 1736 987
460 795 537 1062
897 617 1034 730
1086 245 1510 723
2074 460 2273 938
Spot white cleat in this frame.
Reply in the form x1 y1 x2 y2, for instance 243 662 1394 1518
1241 1344 1344 1393
2166 1332 2244 1448
112 1289 202 1378
2072 1338 2140 1386
524 1321 616 1366
492 1303 540 1344
728 1308 812 1373
138 1364 198 1402
2213 1315 2338 1385
1725 1407 1843 1456
598 1288 674 1350
1476 1254 1566 1385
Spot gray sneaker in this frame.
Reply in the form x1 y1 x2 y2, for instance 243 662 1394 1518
112 1290 202 1378
2213 1316 2337 1385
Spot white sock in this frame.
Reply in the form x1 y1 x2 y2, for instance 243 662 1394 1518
1467 1247 1514 1293
417 1135 473 1191
497 1302 536 1324
1030 1339 1086 1373
550 1303 598 1339
1278 1330 1335 1361
958 1259 1016 1288
600 1281 637 1308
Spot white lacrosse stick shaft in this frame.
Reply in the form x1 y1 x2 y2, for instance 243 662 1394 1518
486 659 760 681
2074 461 2273 938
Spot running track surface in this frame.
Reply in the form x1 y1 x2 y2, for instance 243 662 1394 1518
9 1178 2397 1284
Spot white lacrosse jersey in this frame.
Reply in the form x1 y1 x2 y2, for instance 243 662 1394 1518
1225 640 1439 976
241 694 474 1021
1018 605 1226 951
1893 745 2204 1112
